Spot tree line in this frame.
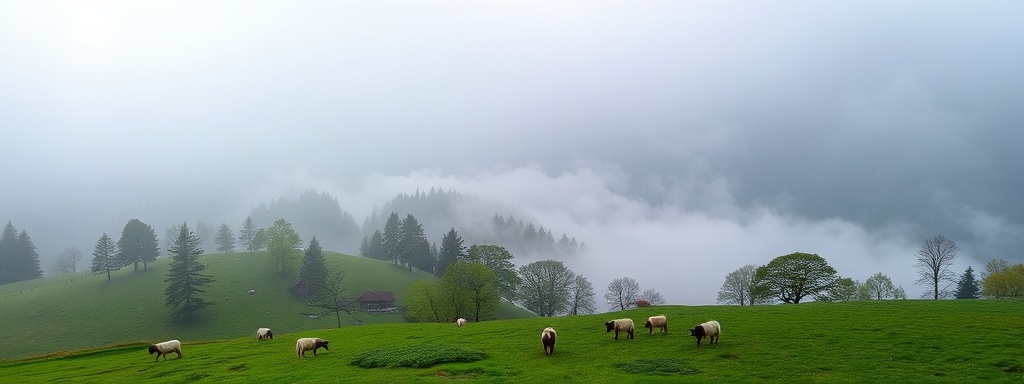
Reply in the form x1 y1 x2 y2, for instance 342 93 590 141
0 221 42 285
716 235 1024 305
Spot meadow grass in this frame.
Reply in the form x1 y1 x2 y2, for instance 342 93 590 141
2 300 1023 383
0 252 533 361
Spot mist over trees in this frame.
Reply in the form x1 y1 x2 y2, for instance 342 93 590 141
214 224 236 254
117 219 159 272
249 190 361 254
0 222 42 284
164 223 214 323
51 246 83 275
266 219 302 276
90 233 119 281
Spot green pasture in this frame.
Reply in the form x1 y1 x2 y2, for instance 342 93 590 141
0 252 533 361
2 300 1023 383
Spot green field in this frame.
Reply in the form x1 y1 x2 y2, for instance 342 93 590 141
0 252 534 361
2 300 1023 383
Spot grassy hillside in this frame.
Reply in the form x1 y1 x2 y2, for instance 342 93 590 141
0 252 534 361
2 300 1023 383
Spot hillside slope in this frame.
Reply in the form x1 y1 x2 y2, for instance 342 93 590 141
0 252 534 361
2 301 1023 383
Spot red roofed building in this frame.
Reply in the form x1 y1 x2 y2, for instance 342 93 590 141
357 291 397 312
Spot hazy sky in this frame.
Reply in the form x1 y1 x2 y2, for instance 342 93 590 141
2 1 1022 305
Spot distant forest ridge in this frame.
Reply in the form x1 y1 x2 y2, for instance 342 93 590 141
248 188 584 258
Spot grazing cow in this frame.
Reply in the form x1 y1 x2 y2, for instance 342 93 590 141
148 340 182 362
690 320 720 346
605 318 635 340
541 327 557 356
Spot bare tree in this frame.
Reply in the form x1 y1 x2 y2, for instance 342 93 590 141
639 289 666 305
604 277 641 311
52 246 83 274
717 264 758 306
861 272 905 300
983 258 1010 280
307 267 359 328
914 235 959 300
568 274 596 315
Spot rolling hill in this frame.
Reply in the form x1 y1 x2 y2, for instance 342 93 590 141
0 251 534 361
2 300 1023 383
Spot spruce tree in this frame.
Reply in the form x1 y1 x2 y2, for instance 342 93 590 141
14 230 42 281
298 236 327 296
398 214 428 271
214 223 236 253
164 223 214 323
238 216 258 253
90 233 119 281
436 228 466 276
381 212 402 265
954 266 981 299
0 222 18 284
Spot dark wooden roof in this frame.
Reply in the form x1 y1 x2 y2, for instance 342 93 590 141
357 291 396 302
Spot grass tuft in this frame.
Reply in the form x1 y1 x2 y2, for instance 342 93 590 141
349 344 487 368
616 357 700 376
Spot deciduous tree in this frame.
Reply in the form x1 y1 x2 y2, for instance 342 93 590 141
568 274 596 315
466 244 520 301
517 260 575 316
266 219 302 275
443 261 498 322
717 264 759 306
605 277 641 311
639 289 666 305
914 235 958 300
981 263 1024 298
52 246 83 275
753 252 839 304
164 223 214 323
307 267 358 328
403 280 444 322
860 272 905 300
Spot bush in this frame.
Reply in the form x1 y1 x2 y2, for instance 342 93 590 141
616 358 700 376
350 344 487 368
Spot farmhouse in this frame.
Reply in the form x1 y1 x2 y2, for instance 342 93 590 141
356 291 397 313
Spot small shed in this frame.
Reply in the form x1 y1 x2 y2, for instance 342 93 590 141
357 291 397 312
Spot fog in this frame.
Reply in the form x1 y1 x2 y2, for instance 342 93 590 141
2 1 1023 304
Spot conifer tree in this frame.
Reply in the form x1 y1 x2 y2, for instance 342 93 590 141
164 223 214 323
954 266 981 299
214 223 236 253
12 230 42 282
90 233 119 281
0 222 14 285
298 237 327 296
398 214 429 271
117 219 160 272
381 212 402 265
238 216 258 253
436 228 465 276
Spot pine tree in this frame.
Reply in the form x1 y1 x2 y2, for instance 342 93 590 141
117 219 160 272
90 233 119 281
13 230 42 282
298 237 327 296
238 216 258 253
398 214 428 271
0 222 15 285
381 212 402 265
214 223 236 253
436 228 465 276
164 223 214 323
954 266 981 299
367 230 384 260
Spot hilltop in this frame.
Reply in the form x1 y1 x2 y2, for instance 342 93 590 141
0 251 534 361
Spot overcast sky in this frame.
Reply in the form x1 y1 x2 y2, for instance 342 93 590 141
2 1 1022 305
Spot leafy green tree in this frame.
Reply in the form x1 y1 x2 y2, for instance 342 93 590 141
266 219 302 275
954 266 980 299
466 245 520 301
717 264 760 306
517 259 575 316
238 216 258 253
604 277 641 311
164 223 214 323
403 280 444 322
381 212 402 265
753 252 839 304
117 219 160 272
443 261 498 322
859 272 905 300
822 277 860 302
52 246 83 275
253 228 268 251
436 228 465 276
90 233 120 281
214 223 236 254
306 267 358 328
568 274 596 315
981 263 1024 298
299 237 327 296
914 235 958 300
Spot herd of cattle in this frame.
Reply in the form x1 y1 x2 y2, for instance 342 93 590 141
146 315 722 361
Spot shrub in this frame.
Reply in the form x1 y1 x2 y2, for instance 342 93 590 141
616 358 700 376
350 344 487 368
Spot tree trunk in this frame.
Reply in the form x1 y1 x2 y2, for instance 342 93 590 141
106 268 111 281
335 311 341 328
